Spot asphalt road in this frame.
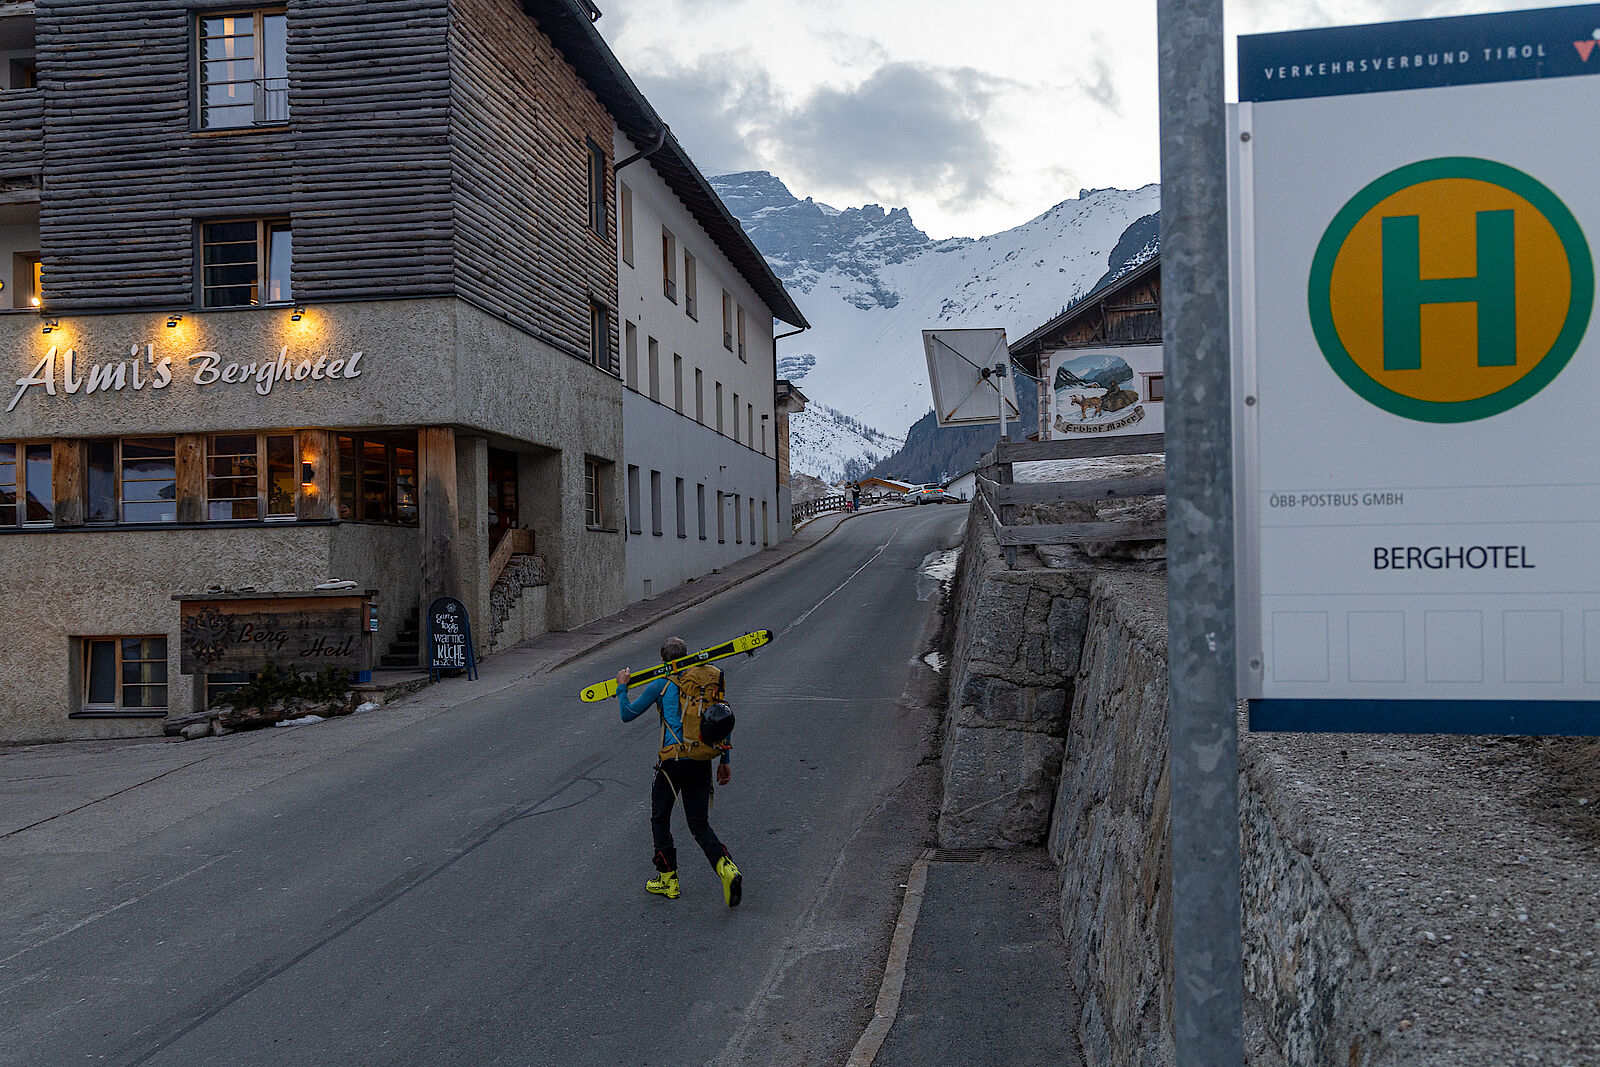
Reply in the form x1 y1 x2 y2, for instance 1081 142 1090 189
0 504 966 1067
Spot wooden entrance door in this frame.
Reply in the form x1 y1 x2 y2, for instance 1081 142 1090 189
487 448 518 551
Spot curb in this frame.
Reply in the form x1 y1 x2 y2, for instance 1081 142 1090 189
846 848 935 1066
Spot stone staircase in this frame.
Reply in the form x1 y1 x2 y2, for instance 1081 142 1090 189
489 552 550 649
377 606 421 670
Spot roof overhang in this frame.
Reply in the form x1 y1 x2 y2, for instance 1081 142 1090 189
1009 253 1161 376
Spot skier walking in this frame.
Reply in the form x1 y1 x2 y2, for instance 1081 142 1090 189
617 637 742 907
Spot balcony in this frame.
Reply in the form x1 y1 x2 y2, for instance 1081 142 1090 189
0 87 40 192
0 199 40 311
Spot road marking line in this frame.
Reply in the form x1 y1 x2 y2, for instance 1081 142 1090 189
846 848 934 1067
781 531 898 637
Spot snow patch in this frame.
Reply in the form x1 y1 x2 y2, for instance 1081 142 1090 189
920 547 961 592
923 651 947 673
274 714 326 728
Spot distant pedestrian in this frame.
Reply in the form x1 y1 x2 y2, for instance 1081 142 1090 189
617 637 742 906
851 483 861 511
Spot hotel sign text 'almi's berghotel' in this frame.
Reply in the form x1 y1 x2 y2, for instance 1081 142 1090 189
1233 3 1600 735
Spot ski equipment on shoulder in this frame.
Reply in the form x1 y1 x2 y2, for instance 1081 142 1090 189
580 629 773 703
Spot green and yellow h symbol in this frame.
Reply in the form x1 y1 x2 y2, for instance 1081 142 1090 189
1381 210 1517 370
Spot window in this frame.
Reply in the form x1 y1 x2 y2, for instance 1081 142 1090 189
624 321 639 390
696 483 706 540
627 465 642 534
650 470 663 536
1145 373 1166 402
81 637 167 713
647 338 660 402
732 392 740 443
762 500 769 547
0 443 15 524
121 437 177 524
683 251 698 319
197 9 287 129
661 229 677 302
675 478 686 538
589 301 610 369
207 434 258 520
86 440 116 523
584 458 605 528
336 432 418 525
13 253 41 310
737 305 747 361
8 442 53 525
585 137 606 236
673 354 683 412
722 291 733 350
207 433 298 521
749 498 756 547
694 369 704 423
747 404 754 448
716 490 725 543
761 421 767 456
619 184 634 266
202 219 291 308
206 671 255 708
734 493 743 544
715 382 724 433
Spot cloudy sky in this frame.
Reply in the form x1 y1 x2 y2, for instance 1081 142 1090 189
598 0 1525 239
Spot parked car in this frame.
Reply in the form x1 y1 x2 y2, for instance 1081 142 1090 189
911 487 958 505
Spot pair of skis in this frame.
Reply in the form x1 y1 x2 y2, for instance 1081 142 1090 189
579 629 773 703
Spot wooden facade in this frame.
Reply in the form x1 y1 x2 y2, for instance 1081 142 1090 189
1009 257 1163 375
449 0 617 367
26 0 615 363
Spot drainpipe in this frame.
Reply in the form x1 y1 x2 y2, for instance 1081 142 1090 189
614 125 667 172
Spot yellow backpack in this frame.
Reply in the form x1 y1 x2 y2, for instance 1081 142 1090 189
658 663 727 762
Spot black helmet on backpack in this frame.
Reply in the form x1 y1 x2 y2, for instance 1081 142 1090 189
700 701 735 747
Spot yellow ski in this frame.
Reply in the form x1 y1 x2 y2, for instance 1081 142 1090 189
580 629 773 703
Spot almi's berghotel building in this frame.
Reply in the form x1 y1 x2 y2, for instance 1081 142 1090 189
0 0 804 742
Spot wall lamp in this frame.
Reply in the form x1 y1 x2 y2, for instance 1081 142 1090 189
291 304 305 321
301 461 316 486
166 313 183 328
41 318 57 334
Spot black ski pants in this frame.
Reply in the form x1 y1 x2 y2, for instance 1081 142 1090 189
651 758 728 872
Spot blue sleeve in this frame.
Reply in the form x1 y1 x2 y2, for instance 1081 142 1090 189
619 678 668 722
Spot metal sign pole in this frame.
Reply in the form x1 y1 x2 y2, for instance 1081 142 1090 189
1157 0 1244 1063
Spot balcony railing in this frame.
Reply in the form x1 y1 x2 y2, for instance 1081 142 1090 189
254 78 288 125
0 87 41 184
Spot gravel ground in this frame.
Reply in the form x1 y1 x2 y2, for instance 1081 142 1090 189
1244 727 1600 1064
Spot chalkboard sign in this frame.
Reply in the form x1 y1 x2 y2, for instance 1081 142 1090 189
427 596 478 680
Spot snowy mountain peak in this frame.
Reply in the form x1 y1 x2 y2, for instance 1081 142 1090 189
711 171 962 313
711 171 1162 481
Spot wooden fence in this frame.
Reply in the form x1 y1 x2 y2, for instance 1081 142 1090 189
976 433 1166 565
792 495 847 525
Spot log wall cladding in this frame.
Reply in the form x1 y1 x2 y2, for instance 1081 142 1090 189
31 0 615 343
176 592 374 673
448 0 618 369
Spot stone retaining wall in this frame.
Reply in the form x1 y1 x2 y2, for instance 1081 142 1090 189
940 517 1600 1065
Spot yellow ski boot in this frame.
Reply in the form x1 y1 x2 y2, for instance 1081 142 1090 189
715 856 742 908
646 870 680 899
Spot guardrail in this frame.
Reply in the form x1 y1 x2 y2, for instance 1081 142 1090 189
976 433 1166 566
792 495 847 525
